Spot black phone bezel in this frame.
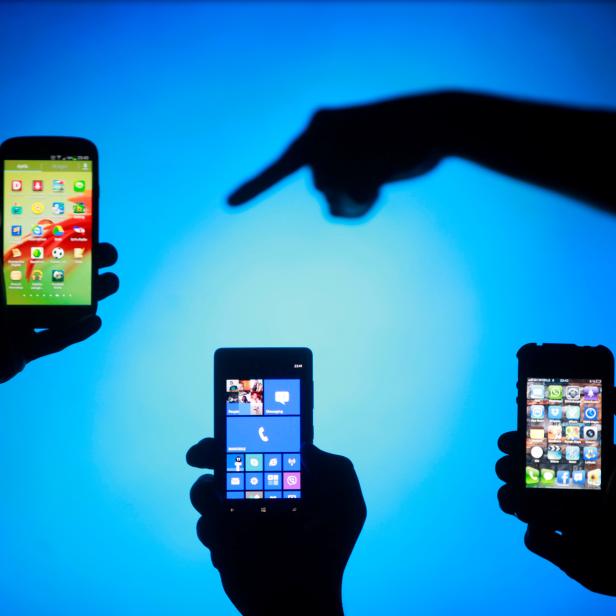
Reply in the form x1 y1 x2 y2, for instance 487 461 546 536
517 343 614 522
214 347 314 513
0 136 99 328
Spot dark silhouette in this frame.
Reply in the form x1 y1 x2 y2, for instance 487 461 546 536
227 91 616 217
187 437 366 615
496 430 616 596
0 242 119 383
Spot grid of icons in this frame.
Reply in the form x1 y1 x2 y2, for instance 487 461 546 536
3 161 92 305
226 378 301 500
526 378 602 489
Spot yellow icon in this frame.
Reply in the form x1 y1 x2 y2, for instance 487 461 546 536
11 248 22 258
529 428 545 440
31 269 43 282
31 202 44 214
73 247 84 259
10 270 22 281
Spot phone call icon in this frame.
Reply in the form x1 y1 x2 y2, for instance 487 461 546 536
258 427 269 442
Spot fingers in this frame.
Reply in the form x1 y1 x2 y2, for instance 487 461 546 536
497 485 518 515
498 431 520 454
24 315 102 362
95 272 120 301
524 523 569 567
186 437 217 469
495 455 515 482
95 242 118 269
190 473 219 515
227 134 308 206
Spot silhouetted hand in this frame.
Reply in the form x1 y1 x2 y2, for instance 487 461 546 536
228 93 450 217
187 438 366 615
496 431 616 596
229 91 616 216
0 242 119 384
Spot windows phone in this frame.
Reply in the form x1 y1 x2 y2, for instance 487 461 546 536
214 348 313 512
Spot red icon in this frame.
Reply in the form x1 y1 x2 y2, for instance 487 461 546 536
11 180 22 191
32 180 43 191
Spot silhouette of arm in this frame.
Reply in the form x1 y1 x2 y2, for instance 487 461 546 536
0 242 119 383
187 437 366 615
496 431 616 596
228 91 616 217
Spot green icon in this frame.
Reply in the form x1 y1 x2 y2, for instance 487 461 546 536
73 179 86 192
526 466 540 486
547 385 563 400
540 468 556 485
11 205 22 215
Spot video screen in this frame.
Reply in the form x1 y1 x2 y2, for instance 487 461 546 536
225 378 301 500
3 159 93 306
526 378 602 490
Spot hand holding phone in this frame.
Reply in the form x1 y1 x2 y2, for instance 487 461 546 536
187 438 366 615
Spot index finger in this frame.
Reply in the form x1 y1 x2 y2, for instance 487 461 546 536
498 431 520 454
227 133 308 206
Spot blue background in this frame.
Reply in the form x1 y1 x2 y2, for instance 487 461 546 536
1 2 616 614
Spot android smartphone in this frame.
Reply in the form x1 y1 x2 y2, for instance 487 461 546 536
214 347 314 512
518 343 613 522
1 136 98 328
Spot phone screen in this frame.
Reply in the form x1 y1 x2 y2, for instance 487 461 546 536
3 158 93 306
526 378 602 489
225 378 302 500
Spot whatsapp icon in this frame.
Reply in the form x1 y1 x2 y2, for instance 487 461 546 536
547 385 563 400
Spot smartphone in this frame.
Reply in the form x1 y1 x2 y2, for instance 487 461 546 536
1 136 98 327
518 343 613 522
214 347 313 512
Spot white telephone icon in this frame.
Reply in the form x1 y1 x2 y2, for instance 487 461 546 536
258 427 269 442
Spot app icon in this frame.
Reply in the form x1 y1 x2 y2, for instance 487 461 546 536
11 225 22 237
547 445 562 461
52 225 64 236
52 179 65 192
527 384 545 399
565 425 580 440
265 454 281 469
30 246 44 259
525 466 540 485
31 201 44 214
583 446 599 461
565 445 580 461
547 385 563 400
73 179 86 192
284 491 301 499
284 454 301 471
529 428 545 440
31 269 43 281
246 473 263 490
529 405 544 420
540 468 556 485
73 226 86 234
73 202 86 214
245 491 263 499
11 179 22 191
9 270 22 281
583 425 600 440
588 469 601 487
548 423 562 440
556 470 571 485
583 406 598 421
258 426 269 442
266 473 281 488
565 386 580 401
52 247 64 259
564 405 581 420
51 269 64 283
583 386 600 401
73 248 85 259
32 224 44 237
547 405 563 420
227 454 244 472
11 205 23 215
265 491 282 499
246 454 263 471
32 180 43 191
227 473 244 490
530 445 544 459
572 470 586 485
52 202 65 215
11 248 22 258
283 472 301 490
